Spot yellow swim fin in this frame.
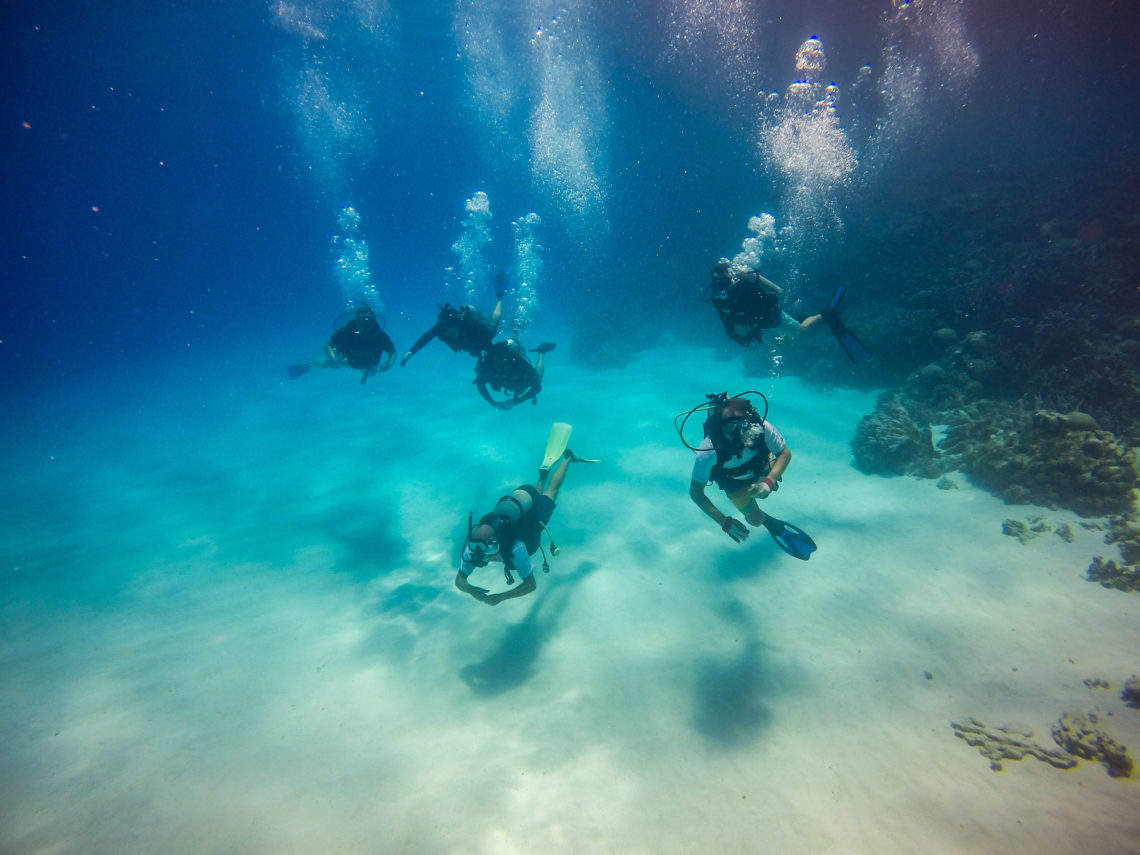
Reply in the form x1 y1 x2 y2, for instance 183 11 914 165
540 422 573 474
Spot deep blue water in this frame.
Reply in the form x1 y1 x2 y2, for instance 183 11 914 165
3 0 1136 401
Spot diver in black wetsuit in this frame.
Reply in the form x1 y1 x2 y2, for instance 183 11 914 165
286 304 396 384
399 292 504 366
709 260 871 363
473 340 556 410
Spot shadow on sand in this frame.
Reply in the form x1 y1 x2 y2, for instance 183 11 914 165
690 598 780 747
459 560 599 697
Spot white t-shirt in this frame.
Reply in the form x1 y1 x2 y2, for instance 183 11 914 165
690 421 787 485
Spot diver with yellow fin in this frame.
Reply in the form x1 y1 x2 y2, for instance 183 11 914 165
677 391 817 559
456 423 597 605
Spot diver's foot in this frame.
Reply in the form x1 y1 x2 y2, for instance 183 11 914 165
564 449 599 463
531 342 557 354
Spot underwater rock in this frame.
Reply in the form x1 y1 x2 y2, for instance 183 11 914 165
1083 677 1112 690
956 411 1138 517
936 476 958 491
915 362 948 386
1086 556 1140 593
851 391 946 477
963 330 991 355
1002 519 1035 544
1055 523 1076 542
933 327 958 345
1002 515 1053 543
1106 515 1140 564
951 717 1077 772
1122 676 1140 708
1032 410 1100 434
851 389 1138 516
1051 711 1133 778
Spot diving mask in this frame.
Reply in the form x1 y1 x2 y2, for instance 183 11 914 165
722 416 764 448
463 536 500 567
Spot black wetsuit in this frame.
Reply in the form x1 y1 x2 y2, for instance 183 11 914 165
474 340 542 409
404 304 497 361
710 268 783 346
328 310 395 371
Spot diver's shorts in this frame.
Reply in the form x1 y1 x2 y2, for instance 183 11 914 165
535 494 555 525
725 487 756 510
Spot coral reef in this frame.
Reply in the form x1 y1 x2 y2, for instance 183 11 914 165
953 711 1133 778
1106 514 1140 563
1122 676 1140 709
812 172 1140 516
1001 516 1051 544
850 391 948 478
1086 556 1140 593
1051 711 1133 778
951 717 1076 772
852 389 1139 516
1001 516 1078 544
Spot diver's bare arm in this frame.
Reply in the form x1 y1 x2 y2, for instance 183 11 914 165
455 571 487 601
690 480 728 527
691 480 749 541
485 574 536 605
767 447 792 483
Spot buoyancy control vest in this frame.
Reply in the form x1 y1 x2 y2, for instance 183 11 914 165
479 485 543 564
704 416 775 494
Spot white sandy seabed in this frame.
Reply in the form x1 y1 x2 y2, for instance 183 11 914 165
1 341 1137 855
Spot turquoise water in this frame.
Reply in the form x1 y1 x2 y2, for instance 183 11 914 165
3 2 1138 853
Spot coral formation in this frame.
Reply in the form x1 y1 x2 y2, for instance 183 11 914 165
1106 514 1140 563
953 711 1133 778
1123 676 1140 708
951 717 1076 772
1086 556 1140 593
813 175 1140 517
1051 711 1133 778
852 391 1139 516
1001 516 1053 544
850 391 946 478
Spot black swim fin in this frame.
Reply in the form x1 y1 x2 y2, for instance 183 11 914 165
821 287 872 364
762 516 817 560
531 342 557 354
286 364 310 380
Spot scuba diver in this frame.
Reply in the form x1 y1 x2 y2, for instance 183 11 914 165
709 260 872 363
677 391 817 559
473 339 556 410
456 423 596 605
399 291 504 367
286 303 396 384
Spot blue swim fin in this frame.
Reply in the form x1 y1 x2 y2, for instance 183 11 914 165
827 317 874 364
762 516 817 560
821 286 872 364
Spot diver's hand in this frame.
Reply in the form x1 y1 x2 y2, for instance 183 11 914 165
751 477 776 499
465 585 489 601
721 517 749 543
483 592 503 606
399 352 412 367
